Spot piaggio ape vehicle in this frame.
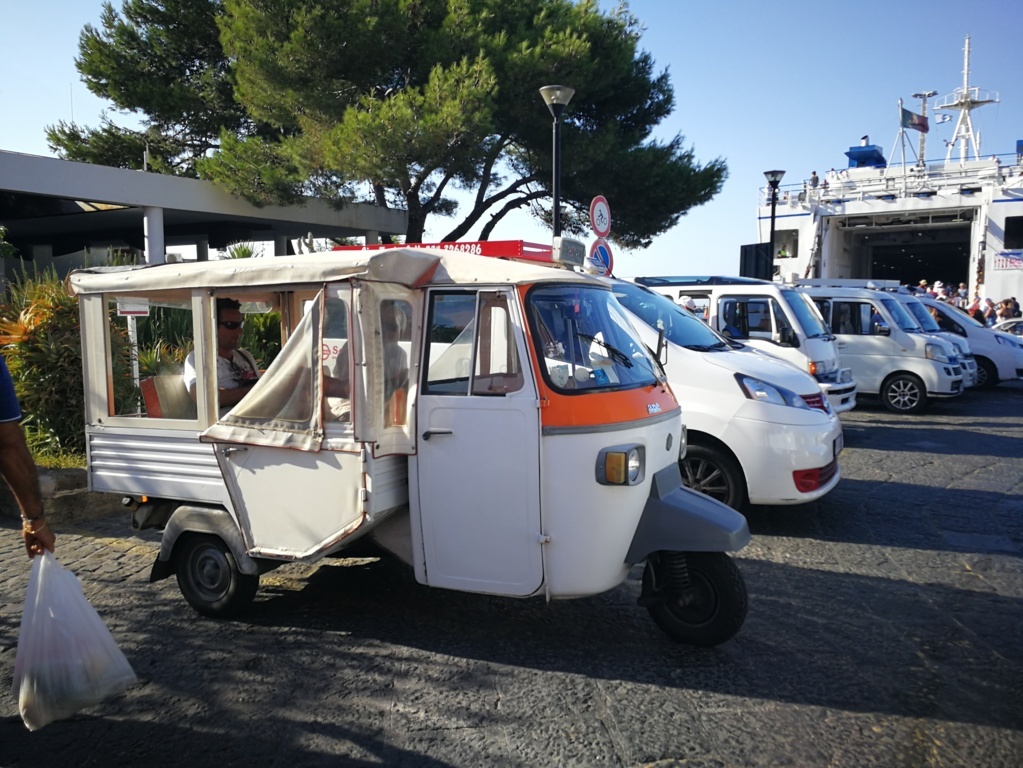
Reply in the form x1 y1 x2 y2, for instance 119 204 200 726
69 242 751 646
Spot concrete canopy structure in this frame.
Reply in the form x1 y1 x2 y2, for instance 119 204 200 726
0 150 408 276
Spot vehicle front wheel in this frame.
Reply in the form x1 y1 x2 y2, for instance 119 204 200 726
880 373 927 414
679 443 748 511
975 356 998 390
176 533 258 617
643 552 748 647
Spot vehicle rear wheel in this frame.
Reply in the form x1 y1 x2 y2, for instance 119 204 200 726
176 533 258 617
880 373 927 414
643 552 748 647
975 356 998 390
680 443 748 510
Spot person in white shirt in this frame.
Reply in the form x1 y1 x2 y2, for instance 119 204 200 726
182 298 260 412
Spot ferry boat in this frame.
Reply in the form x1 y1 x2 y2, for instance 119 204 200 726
760 36 1022 304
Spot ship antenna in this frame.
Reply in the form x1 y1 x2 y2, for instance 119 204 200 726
936 35 999 164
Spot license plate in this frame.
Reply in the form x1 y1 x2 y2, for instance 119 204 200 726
833 433 843 458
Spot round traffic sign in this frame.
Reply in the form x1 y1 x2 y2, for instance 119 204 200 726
586 238 614 276
589 196 611 238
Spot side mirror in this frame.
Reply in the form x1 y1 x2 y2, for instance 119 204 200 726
655 328 668 366
779 327 799 347
873 322 891 336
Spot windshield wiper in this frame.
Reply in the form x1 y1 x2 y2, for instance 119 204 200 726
577 333 634 367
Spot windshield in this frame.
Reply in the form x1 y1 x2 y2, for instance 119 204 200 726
526 284 663 392
879 297 920 331
900 297 941 332
781 289 830 337
609 281 731 351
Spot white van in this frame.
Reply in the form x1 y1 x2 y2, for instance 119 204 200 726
916 295 1023 389
886 291 978 388
634 277 857 413
800 286 964 413
607 279 843 510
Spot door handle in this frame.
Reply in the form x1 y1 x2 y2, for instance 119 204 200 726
422 428 453 441
221 446 248 456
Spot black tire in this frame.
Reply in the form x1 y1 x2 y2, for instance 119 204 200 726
176 533 258 617
643 552 748 647
975 356 998 390
880 373 927 414
680 443 748 511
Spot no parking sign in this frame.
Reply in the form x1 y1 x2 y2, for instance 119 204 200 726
586 239 614 276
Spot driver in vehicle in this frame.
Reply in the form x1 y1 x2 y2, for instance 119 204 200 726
183 298 260 412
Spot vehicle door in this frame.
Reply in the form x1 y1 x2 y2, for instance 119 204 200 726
203 287 394 559
411 288 543 596
816 298 890 393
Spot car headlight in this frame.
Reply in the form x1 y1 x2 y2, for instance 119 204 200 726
735 374 811 410
925 342 951 363
596 444 645 485
996 334 1021 348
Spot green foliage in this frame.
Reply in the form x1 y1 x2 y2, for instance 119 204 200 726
0 226 18 259
54 0 727 250
241 311 281 368
47 0 252 176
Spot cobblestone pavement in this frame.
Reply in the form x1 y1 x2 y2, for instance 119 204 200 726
1 384 1021 767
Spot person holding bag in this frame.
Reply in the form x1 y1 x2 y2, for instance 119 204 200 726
0 354 55 557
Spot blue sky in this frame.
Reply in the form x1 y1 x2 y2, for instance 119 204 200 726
2 1 1021 274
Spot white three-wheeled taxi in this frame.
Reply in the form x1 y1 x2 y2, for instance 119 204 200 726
69 244 750 646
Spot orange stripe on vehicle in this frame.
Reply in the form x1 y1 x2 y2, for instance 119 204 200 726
516 284 679 428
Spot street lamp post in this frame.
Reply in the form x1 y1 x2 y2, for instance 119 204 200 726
763 169 785 264
539 85 575 239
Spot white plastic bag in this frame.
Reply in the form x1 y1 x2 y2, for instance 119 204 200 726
12 551 137 730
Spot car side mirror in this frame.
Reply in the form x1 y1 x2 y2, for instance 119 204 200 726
873 323 891 336
779 327 799 347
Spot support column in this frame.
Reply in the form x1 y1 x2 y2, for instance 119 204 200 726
274 235 288 257
195 237 209 262
364 231 380 245
143 207 166 264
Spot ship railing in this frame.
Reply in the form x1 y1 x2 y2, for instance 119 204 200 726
762 156 1023 207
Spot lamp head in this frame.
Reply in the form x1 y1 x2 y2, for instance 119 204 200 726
763 169 786 188
539 85 575 119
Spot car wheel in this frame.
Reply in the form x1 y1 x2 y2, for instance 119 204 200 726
679 443 748 510
975 356 998 390
880 373 927 414
176 533 258 617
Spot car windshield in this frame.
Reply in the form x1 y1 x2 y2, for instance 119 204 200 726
879 297 920 331
935 302 985 328
526 284 664 393
609 281 731 351
782 289 830 337
900 297 941 332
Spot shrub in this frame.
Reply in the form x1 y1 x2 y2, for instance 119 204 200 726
0 267 132 453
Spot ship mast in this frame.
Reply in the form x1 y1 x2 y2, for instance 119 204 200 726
935 35 999 164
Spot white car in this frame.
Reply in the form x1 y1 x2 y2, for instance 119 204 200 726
608 279 843 510
917 296 1023 389
993 317 1023 337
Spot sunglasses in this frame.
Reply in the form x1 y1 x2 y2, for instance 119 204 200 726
219 320 244 330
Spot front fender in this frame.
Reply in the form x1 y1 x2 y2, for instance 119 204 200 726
625 464 751 564
150 506 259 582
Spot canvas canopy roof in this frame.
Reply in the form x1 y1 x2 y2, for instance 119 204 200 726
67 247 598 298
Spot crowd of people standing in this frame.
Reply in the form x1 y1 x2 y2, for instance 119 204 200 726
912 279 1020 325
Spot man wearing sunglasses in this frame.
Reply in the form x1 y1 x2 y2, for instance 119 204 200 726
182 298 261 412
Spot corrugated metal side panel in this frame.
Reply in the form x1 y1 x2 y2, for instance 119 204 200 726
365 453 409 521
88 429 230 506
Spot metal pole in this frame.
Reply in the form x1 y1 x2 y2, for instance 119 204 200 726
552 115 562 239
768 184 778 261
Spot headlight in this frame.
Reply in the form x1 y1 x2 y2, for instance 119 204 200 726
996 334 1021 348
925 342 951 363
596 444 646 485
735 374 811 410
